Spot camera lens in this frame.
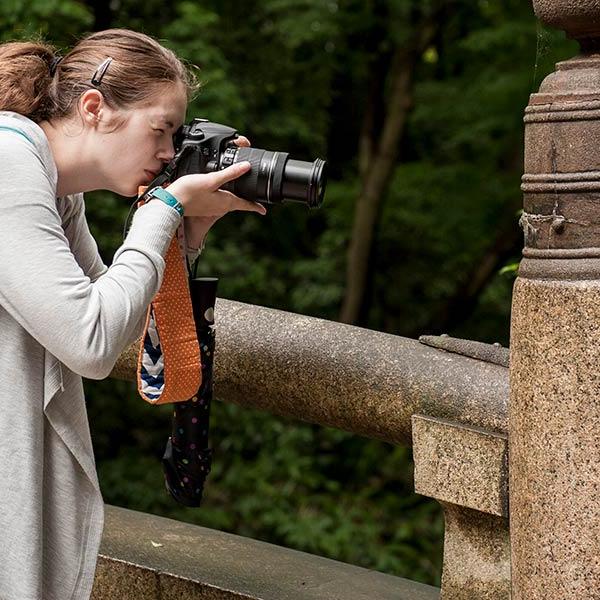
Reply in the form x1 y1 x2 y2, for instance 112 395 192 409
222 147 327 208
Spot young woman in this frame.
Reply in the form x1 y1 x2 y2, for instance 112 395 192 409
0 28 264 600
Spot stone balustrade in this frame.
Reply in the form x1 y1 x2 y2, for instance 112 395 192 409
108 299 510 599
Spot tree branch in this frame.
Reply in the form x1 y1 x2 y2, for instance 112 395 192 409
339 14 440 325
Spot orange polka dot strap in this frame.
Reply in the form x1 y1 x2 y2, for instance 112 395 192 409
136 187 202 405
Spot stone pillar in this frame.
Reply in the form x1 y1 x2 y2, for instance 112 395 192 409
510 2 600 597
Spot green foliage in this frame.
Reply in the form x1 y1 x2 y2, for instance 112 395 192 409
369 161 517 333
499 262 518 277
191 177 355 319
0 0 91 44
84 190 132 262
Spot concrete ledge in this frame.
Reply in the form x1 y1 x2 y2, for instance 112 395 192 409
92 505 441 600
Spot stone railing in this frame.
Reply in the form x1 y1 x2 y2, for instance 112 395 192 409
92 505 440 599
100 299 510 600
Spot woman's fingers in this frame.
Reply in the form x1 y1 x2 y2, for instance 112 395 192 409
166 161 266 218
248 200 267 215
233 135 251 147
219 189 266 215
204 161 252 189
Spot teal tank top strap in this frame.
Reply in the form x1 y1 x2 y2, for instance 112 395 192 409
0 125 34 145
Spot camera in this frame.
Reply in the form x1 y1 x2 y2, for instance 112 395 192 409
156 118 327 208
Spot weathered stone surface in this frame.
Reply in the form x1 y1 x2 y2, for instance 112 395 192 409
412 415 508 517
512 15 600 595
111 299 509 446
91 505 440 600
510 278 600 599
439 504 509 600
412 416 509 599
533 0 600 40
92 557 159 599
520 55 600 275
418 336 509 368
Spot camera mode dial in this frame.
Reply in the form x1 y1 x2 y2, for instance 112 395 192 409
220 147 237 169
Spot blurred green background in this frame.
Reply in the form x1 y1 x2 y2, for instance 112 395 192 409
0 0 577 587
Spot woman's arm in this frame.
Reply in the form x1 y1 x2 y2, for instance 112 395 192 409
61 194 149 348
0 137 180 379
60 194 107 283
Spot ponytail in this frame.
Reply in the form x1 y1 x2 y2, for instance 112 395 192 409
0 30 200 124
0 41 58 122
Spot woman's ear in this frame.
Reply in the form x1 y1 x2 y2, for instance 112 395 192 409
79 89 105 126
77 89 127 133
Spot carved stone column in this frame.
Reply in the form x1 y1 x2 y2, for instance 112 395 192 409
510 2 600 597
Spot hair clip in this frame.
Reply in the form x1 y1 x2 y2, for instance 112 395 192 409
49 55 63 77
91 57 113 86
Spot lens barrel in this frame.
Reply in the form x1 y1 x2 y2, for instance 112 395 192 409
223 147 327 208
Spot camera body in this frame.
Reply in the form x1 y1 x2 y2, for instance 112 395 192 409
173 119 240 176
156 118 327 208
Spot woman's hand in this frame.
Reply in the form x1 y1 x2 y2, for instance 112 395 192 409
169 135 264 251
165 163 264 219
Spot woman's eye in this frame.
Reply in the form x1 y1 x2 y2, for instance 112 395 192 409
154 128 165 135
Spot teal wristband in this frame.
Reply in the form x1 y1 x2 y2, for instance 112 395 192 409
148 186 184 217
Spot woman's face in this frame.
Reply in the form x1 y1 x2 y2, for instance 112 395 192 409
97 82 188 197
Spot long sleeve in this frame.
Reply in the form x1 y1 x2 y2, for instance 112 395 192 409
0 134 181 380
60 194 149 349
59 194 108 284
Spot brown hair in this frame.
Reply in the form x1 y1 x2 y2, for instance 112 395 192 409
0 29 200 123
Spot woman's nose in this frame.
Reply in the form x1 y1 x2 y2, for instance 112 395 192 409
157 139 176 162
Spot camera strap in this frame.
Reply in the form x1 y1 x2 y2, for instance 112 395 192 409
135 187 202 405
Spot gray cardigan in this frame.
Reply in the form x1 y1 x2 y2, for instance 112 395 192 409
0 112 182 599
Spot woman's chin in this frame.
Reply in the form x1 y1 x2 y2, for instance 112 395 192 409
116 182 144 197
109 178 152 197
